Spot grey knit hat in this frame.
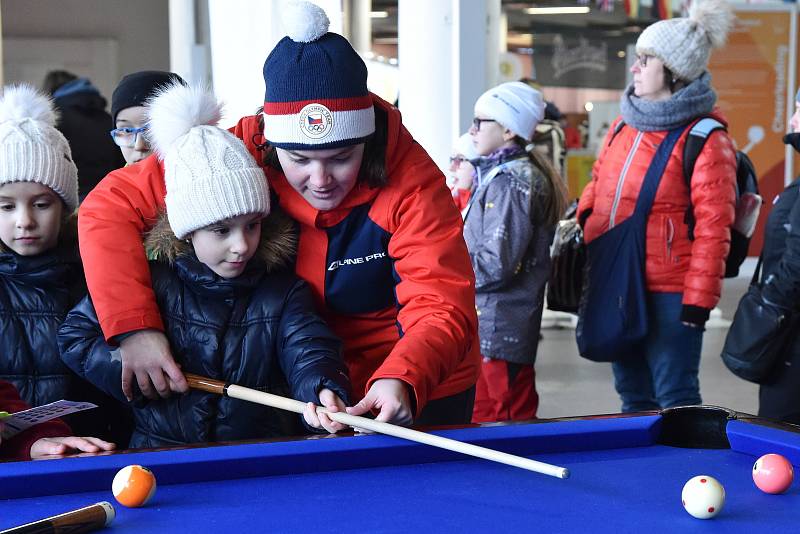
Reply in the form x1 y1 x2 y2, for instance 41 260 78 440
636 0 735 82
0 85 79 211
147 83 269 240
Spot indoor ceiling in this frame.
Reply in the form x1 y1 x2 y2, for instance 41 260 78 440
369 1 658 49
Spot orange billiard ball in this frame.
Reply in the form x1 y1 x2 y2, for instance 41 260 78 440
112 465 157 507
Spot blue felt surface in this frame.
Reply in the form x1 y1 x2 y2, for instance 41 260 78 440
1 416 798 532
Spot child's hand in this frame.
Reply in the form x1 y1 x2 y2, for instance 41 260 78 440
29 436 116 459
346 378 413 427
303 389 347 434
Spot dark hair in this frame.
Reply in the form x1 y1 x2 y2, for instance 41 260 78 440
42 70 78 96
261 105 389 189
513 136 568 226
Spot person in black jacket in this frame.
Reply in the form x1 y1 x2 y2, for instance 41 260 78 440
59 83 350 448
756 88 800 425
0 84 126 443
43 71 125 199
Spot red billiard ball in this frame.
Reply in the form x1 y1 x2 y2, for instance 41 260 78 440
752 454 794 494
112 465 157 507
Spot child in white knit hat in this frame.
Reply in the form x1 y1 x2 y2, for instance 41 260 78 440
0 84 118 455
60 82 351 447
465 81 568 423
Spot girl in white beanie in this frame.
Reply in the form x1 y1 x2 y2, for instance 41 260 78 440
577 0 737 412
464 81 568 423
0 84 118 454
448 132 480 214
60 82 351 446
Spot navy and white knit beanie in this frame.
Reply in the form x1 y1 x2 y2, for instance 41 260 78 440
0 85 79 211
147 83 270 240
262 0 375 150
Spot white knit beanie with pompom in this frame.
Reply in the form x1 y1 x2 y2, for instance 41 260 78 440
0 85 79 211
636 0 735 82
147 83 270 239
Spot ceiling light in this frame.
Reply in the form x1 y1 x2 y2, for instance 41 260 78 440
370 11 389 18
526 7 590 15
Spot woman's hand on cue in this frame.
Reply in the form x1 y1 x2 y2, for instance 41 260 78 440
346 378 413 428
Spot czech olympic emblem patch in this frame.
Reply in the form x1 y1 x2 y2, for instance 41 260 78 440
298 103 334 139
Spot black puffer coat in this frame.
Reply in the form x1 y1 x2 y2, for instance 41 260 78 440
59 211 350 448
0 217 85 406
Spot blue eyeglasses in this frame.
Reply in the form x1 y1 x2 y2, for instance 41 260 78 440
110 126 149 148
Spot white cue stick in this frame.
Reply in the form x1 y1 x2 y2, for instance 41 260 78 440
185 374 569 479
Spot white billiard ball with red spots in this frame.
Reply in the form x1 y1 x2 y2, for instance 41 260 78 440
681 475 725 519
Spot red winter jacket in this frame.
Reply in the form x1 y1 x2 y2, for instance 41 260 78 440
0 380 71 460
577 112 736 324
78 95 480 416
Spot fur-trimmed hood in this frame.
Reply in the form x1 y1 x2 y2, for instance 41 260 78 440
144 207 297 273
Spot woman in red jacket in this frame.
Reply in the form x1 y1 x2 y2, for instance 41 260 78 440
577 0 737 411
77 1 479 427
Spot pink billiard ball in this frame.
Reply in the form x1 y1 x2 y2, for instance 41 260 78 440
752 454 794 494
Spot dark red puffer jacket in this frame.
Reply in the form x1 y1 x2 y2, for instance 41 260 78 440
577 111 736 324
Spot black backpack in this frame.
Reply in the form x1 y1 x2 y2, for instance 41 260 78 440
610 117 761 278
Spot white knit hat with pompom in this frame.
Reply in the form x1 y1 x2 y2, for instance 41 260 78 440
147 83 269 239
636 0 735 82
0 84 79 211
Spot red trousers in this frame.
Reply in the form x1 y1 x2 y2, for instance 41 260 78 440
472 357 539 423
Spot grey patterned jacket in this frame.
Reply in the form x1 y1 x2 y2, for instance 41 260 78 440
463 152 555 365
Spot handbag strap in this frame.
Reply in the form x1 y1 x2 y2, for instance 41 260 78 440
632 125 688 219
750 255 763 286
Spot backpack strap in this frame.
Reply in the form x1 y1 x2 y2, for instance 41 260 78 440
682 117 726 239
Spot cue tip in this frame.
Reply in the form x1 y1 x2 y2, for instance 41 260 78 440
98 501 116 526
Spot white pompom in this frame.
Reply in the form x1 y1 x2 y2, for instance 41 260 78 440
690 0 735 49
0 84 57 126
283 0 330 43
146 83 223 159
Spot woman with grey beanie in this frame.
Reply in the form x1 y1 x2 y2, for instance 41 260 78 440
577 0 737 412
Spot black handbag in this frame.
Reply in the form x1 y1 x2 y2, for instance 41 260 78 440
721 258 799 383
547 215 585 313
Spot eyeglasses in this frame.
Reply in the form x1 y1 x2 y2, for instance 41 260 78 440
472 118 496 131
449 155 469 166
110 126 149 148
635 54 653 68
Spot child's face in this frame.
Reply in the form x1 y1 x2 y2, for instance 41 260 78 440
469 117 510 156
191 213 263 279
276 144 364 211
0 182 64 256
114 106 151 165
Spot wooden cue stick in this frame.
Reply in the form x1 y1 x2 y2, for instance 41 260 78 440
0 501 115 534
185 374 569 479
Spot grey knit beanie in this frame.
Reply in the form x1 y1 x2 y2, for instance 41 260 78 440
0 85 79 210
636 0 735 82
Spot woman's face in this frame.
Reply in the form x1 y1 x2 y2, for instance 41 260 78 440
469 117 512 156
631 54 672 102
0 182 64 256
114 106 150 165
448 154 475 191
790 101 800 134
276 144 364 211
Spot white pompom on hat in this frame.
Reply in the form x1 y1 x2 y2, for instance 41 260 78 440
474 81 545 142
636 0 735 82
454 132 479 161
0 84 79 211
147 83 270 240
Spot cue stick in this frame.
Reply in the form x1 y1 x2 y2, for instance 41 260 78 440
0 501 115 534
185 374 569 479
